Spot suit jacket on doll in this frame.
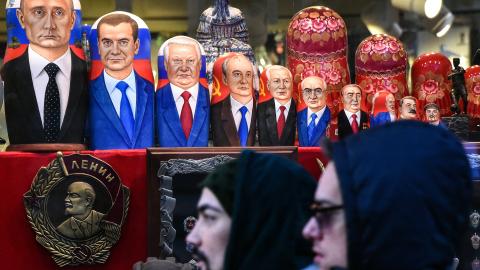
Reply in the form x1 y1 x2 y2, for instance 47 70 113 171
89 72 154 150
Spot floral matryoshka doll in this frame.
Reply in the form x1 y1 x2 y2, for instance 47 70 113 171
412 52 452 117
355 34 408 113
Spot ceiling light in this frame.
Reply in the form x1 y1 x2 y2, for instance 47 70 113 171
391 0 442 18
424 6 454 37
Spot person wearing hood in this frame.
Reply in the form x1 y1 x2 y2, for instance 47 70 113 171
186 150 316 270
303 120 472 270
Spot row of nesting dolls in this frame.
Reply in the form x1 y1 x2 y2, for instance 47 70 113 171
287 6 476 119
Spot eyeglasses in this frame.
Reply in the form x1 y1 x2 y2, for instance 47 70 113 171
302 88 324 97
310 203 344 230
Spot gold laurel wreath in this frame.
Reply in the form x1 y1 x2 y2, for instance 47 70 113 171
24 153 129 267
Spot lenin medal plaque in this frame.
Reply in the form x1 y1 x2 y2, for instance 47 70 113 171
24 152 130 266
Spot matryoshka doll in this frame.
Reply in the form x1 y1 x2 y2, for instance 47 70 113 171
287 6 350 117
465 65 480 118
355 34 407 113
411 52 452 117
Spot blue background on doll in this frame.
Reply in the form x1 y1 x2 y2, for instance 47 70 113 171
156 54 207 81
5 6 82 46
88 28 152 61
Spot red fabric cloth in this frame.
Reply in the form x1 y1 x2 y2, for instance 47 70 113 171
0 148 325 269
0 150 147 270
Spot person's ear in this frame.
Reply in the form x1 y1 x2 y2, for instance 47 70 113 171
16 9 25 29
134 39 140 55
70 10 76 30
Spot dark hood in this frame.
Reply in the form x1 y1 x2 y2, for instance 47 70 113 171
223 150 316 270
331 121 472 270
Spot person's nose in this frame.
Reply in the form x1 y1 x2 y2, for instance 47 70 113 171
186 223 201 247
179 62 189 72
303 217 322 240
111 42 121 54
44 12 56 30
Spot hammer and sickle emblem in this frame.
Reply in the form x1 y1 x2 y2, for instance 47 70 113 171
259 79 266 97
212 76 221 97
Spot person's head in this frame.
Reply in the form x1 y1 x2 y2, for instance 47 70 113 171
301 76 327 113
266 65 293 105
399 96 417 119
303 121 471 269
341 84 362 113
17 0 75 57
163 36 201 90
64 181 96 220
222 54 254 104
453 57 460 68
187 151 316 270
97 13 139 79
302 162 347 269
424 103 440 125
385 93 396 114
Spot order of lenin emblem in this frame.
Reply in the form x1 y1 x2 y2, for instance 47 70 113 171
23 152 130 267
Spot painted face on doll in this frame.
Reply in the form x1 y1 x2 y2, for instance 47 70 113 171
98 21 139 79
400 97 417 120
302 76 327 113
386 94 396 114
425 106 440 125
224 55 254 104
165 43 201 90
267 67 293 105
17 0 75 51
341 85 362 114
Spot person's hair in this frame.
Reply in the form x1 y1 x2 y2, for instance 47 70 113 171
97 13 138 41
266 65 292 81
300 76 327 90
221 54 254 80
341 84 362 95
399 96 416 106
424 103 440 111
162 36 201 63
21 0 75 12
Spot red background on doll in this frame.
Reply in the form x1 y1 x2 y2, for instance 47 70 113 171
411 52 452 117
211 53 236 105
466 65 480 118
355 34 407 113
286 6 350 115
258 68 272 104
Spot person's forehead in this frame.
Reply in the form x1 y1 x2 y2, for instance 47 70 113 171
315 162 343 205
404 99 415 105
303 77 323 88
169 43 197 57
227 58 252 73
270 68 290 78
24 0 72 9
344 86 361 94
197 188 225 212
99 22 133 38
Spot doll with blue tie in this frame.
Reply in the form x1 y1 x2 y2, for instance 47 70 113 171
88 12 155 150
210 53 257 146
297 76 331 147
156 36 210 147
